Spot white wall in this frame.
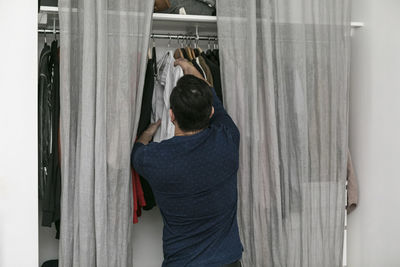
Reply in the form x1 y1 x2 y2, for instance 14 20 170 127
348 0 400 266
0 1 38 267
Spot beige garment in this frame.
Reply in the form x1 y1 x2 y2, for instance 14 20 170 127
198 56 214 86
174 48 184 59
154 0 171 11
347 151 359 214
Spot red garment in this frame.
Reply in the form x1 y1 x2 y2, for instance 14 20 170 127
132 168 146 223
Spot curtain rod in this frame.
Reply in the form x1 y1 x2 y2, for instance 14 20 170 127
38 29 218 40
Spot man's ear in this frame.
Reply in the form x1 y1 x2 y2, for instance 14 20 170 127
209 106 215 118
169 109 175 124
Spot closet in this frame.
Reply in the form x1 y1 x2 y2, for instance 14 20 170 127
37 3 364 266
7 0 400 266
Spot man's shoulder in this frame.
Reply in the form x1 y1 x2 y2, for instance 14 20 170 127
144 137 179 154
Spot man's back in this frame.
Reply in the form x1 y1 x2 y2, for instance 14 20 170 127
132 88 243 266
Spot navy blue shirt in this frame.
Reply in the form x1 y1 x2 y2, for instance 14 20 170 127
131 88 243 267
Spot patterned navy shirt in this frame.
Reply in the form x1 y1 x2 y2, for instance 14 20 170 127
132 88 243 267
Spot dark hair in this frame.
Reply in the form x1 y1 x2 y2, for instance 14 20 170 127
170 75 213 132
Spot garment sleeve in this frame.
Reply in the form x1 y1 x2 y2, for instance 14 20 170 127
131 142 148 178
209 87 240 145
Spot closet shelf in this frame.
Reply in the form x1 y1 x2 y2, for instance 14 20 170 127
152 13 217 34
39 6 364 33
39 6 218 34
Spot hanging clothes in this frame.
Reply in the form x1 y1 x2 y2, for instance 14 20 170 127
205 48 220 65
38 39 61 239
152 51 184 142
38 42 51 201
135 53 157 211
196 0 215 7
180 48 189 59
137 51 156 136
201 51 223 103
131 168 147 223
191 58 206 79
198 55 214 86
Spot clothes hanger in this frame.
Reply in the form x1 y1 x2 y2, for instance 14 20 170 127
195 34 202 55
179 34 185 48
183 36 193 60
205 37 212 56
53 18 57 41
174 35 184 59
44 30 47 46
191 36 197 58
189 36 195 58
185 36 193 60
167 33 172 50
179 34 187 58
151 36 158 77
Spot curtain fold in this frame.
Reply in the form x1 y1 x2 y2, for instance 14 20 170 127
217 1 351 266
58 0 154 266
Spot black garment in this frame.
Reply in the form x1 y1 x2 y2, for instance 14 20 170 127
40 0 58 6
205 49 220 66
39 40 61 239
180 48 189 60
41 260 58 267
191 59 206 79
194 48 201 58
38 43 51 201
221 260 241 267
201 52 223 103
196 0 215 7
137 58 156 136
136 57 157 210
152 46 158 78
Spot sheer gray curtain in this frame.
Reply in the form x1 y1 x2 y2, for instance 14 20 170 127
217 1 351 266
58 0 154 266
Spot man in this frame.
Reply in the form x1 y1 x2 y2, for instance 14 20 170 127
131 59 243 267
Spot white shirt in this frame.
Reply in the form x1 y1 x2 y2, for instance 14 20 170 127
151 51 184 142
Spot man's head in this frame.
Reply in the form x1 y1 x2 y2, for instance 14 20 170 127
169 75 214 132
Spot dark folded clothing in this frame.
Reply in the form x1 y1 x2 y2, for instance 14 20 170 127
157 0 215 15
196 0 215 7
41 260 58 267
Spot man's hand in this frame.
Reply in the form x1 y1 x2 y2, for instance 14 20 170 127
137 120 161 145
174 58 210 85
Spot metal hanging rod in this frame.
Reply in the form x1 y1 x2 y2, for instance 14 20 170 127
151 33 217 41
38 29 218 41
38 29 60 34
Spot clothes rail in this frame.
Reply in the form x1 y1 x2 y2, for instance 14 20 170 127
38 29 60 34
151 33 217 41
38 29 218 41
